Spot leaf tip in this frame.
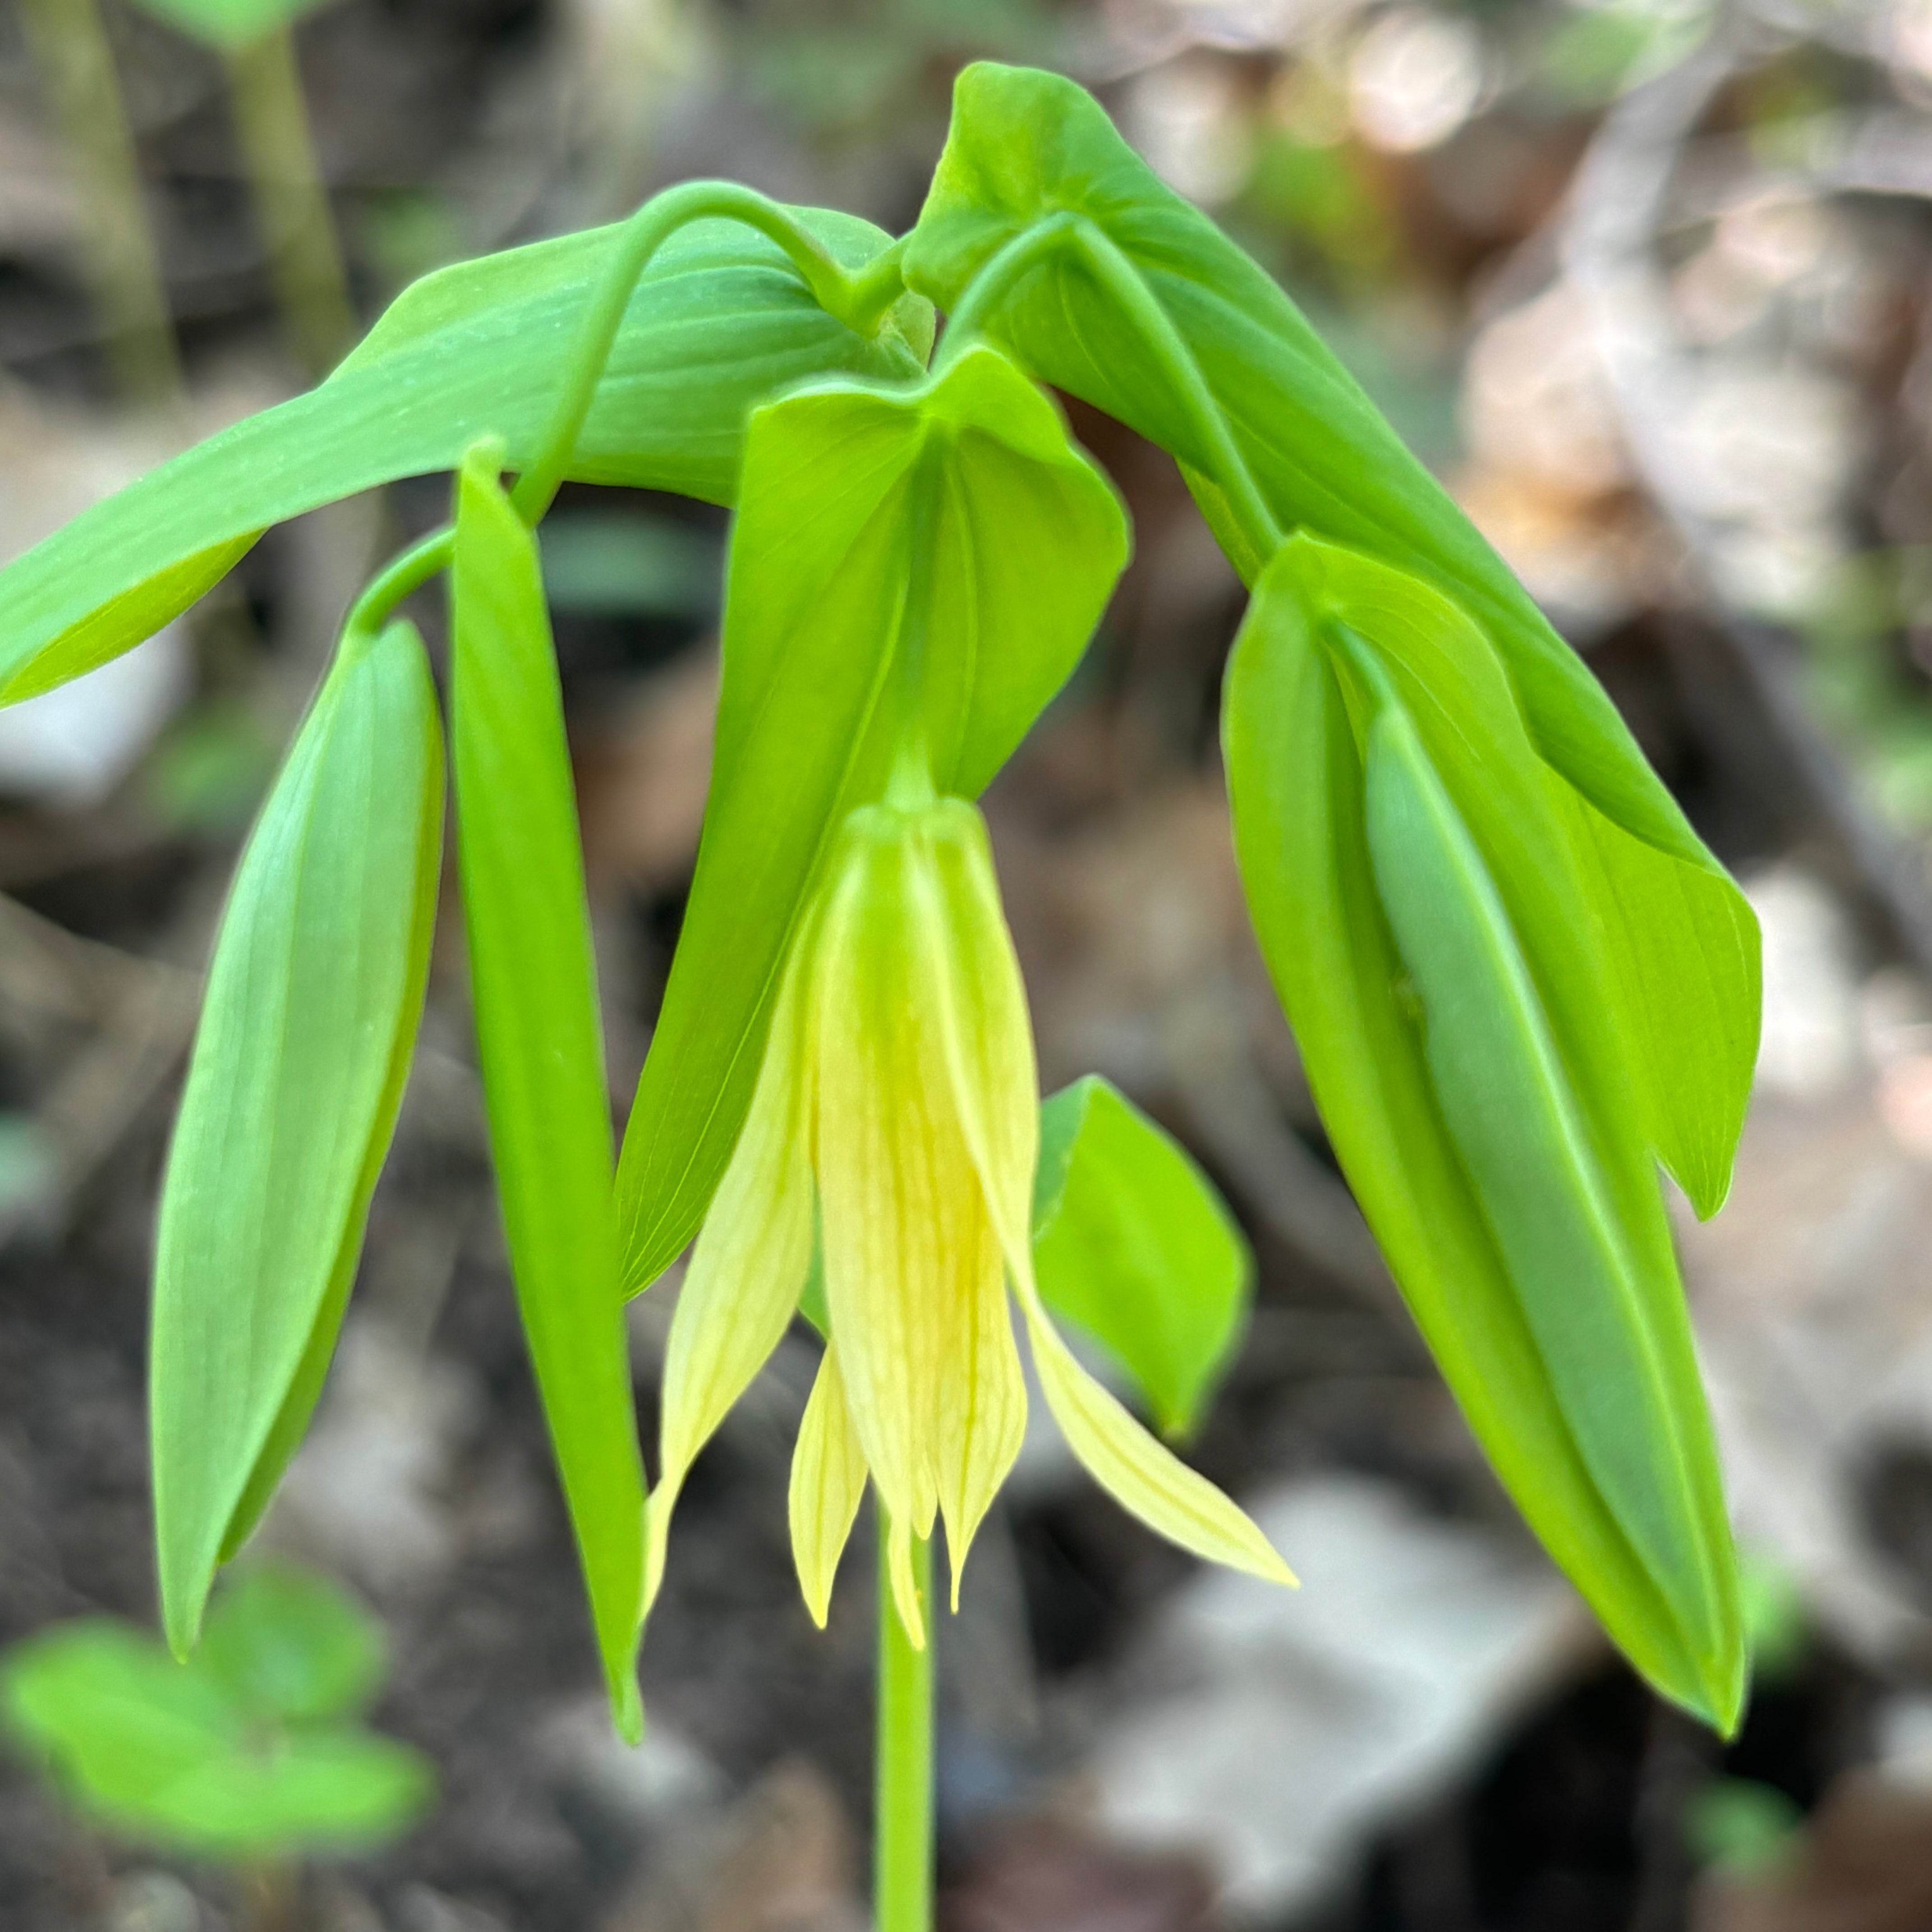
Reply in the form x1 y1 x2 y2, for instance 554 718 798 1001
611 1673 645 1747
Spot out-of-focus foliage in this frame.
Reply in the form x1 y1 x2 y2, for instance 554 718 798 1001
125 0 332 52
0 1565 432 1859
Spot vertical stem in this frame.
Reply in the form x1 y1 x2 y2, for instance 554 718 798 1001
15 0 183 406
236 1858 297 1932
224 24 356 377
875 1516 934 1932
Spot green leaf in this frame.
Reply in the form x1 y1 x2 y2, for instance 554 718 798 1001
3 1622 243 1818
152 617 442 1658
0 209 929 705
905 61 1720 875
0 1610 433 1859
1223 537 1744 1730
449 444 647 1742
126 0 330 49
197 1563 385 1723
1031 1077 1251 1438
616 342 1126 1292
143 1727 432 1857
1265 537 1756 1218
1555 796 1759 1217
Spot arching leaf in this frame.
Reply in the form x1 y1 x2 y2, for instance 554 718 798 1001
909 63 1757 1210
906 61 1718 873
0 209 929 705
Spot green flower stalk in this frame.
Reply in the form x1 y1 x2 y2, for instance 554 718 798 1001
645 793 1294 1642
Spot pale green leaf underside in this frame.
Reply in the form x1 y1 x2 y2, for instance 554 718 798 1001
1032 1076 1251 1438
0 208 927 707
616 344 1127 1293
1275 536 1756 1218
449 447 647 1742
151 618 441 1658
1224 546 1743 1729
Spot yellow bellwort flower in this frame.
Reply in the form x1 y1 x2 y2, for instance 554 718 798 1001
644 795 1295 1645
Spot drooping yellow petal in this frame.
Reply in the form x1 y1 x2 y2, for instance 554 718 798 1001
788 1344 869 1628
907 806 1029 1608
928 1213 1026 1613
812 809 951 1581
915 800 1040 1267
924 800 1296 1592
647 941 815 1613
1016 1279 1295 1587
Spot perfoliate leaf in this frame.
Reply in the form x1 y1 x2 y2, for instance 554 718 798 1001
152 617 442 1657
616 342 1126 1292
0 209 927 706
1224 537 1744 1730
126 0 330 49
448 445 647 1742
905 62 1724 874
1031 1076 1251 1439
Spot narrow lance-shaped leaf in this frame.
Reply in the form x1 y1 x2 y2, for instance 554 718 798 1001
1224 538 1743 1729
906 62 1757 1212
0 209 930 707
616 343 1127 1292
449 442 647 1741
1032 1076 1251 1438
152 616 442 1658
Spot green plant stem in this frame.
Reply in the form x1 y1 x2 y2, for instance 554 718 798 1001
875 1517 934 1932
16 0 183 407
938 214 1282 567
224 24 356 377
342 191 908 635
341 524 455 642
237 1858 296 1932
510 182 905 524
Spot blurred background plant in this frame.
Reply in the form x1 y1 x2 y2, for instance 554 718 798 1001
2 1564 431 1930
12 0 1932 1928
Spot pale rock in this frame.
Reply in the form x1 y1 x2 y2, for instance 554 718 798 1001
1086 1473 1587 1921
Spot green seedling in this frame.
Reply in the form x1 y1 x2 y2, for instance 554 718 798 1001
0 59 1762 1932
1686 1777 1805 1881
1 1563 432 1867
